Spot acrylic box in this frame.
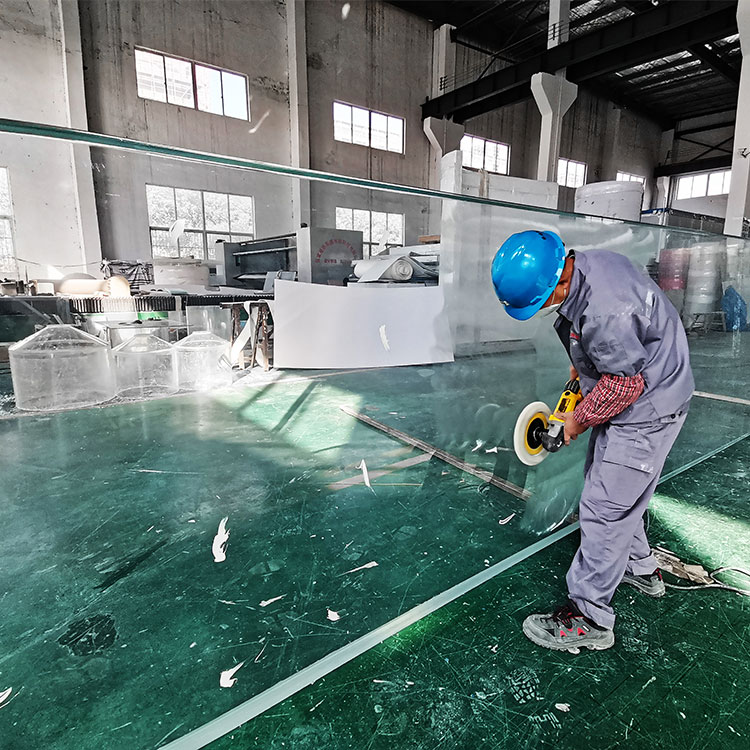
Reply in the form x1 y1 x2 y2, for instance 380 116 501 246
9 324 115 411
113 333 177 399
174 331 233 391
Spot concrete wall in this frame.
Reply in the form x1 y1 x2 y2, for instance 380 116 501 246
0 0 101 279
305 0 433 187
558 91 662 212
78 0 296 259
672 194 729 220
451 46 663 214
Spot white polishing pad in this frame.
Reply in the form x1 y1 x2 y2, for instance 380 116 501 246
513 401 551 467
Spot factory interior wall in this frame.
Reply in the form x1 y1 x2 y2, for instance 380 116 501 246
304 0 433 188
90 150 295 262
672 193 729 220
0 0 685 268
449 46 663 215
78 0 292 164
558 89 662 213
77 0 297 258
0 0 101 279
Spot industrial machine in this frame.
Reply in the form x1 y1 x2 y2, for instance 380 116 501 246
513 378 583 466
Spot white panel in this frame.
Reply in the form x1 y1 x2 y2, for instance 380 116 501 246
273 281 454 369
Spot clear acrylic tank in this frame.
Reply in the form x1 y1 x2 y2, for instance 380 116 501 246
113 333 177 399
174 331 233 391
186 305 232 340
9 324 115 411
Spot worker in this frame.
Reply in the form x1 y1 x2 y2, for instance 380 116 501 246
491 230 694 652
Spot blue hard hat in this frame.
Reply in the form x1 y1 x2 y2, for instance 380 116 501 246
490 230 566 321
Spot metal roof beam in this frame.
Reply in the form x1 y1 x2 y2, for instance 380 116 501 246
654 155 732 177
687 43 741 85
675 119 736 136
422 1 737 122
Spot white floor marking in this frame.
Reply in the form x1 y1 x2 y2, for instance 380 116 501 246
0 687 11 708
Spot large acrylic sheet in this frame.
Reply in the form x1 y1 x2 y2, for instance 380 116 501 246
273 280 455 369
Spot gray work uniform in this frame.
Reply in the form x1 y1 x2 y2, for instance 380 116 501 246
555 250 694 629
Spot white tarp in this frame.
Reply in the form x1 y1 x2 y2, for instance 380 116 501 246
273 280 454 369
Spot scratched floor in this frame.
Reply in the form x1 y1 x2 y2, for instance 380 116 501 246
209 435 750 750
0 334 748 749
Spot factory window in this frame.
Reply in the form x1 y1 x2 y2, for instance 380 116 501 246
460 135 510 174
335 207 404 257
0 167 16 277
616 171 646 185
135 48 250 121
146 185 255 260
676 169 731 200
557 158 587 188
333 102 404 154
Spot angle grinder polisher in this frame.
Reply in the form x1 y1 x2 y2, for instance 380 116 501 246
513 378 583 466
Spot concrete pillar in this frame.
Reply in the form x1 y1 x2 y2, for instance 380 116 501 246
655 129 674 209
423 117 465 162
432 24 456 99
548 0 571 47
426 25 461 189
725 0 750 235
60 0 102 271
530 0 576 183
286 0 311 228
531 73 578 182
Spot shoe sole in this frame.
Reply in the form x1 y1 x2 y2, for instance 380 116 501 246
522 622 615 654
620 577 665 598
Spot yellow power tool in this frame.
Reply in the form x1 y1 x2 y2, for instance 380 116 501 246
513 379 583 466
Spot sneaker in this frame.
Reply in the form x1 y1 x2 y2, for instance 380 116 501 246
620 569 665 598
522 600 615 654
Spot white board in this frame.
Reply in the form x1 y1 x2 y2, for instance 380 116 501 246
273 280 455 369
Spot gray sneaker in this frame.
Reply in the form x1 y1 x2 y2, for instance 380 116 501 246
620 569 665 598
522 601 615 654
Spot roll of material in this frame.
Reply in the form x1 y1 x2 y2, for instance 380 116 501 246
658 247 690 291
683 243 725 323
354 256 414 282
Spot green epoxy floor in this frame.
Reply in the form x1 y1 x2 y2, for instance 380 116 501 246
0 336 748 749
210 436 750 750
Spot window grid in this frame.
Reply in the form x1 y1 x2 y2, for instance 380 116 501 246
616 171 646 185
557 158 587 189
335 207 405 258
135 48 250 121
333 101 405 154
146 184 255 260
0 167 16 277
460 135 510 175
676 169 732 200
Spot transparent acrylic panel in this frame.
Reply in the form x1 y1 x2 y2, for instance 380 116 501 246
0 124 749 750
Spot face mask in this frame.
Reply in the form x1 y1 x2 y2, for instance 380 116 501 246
536 302 561 318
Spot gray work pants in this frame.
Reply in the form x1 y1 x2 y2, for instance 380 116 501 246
566 412 687 629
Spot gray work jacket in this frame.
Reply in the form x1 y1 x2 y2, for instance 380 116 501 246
555 250 694 425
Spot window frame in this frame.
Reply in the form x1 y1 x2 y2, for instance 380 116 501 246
334 206 405 258
145 184 255 260
460 134 511 175
0 167 17 277
675 169 732 200
616 171 646 185
332 101 405 155
557 157 587 189
135 47 250 121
